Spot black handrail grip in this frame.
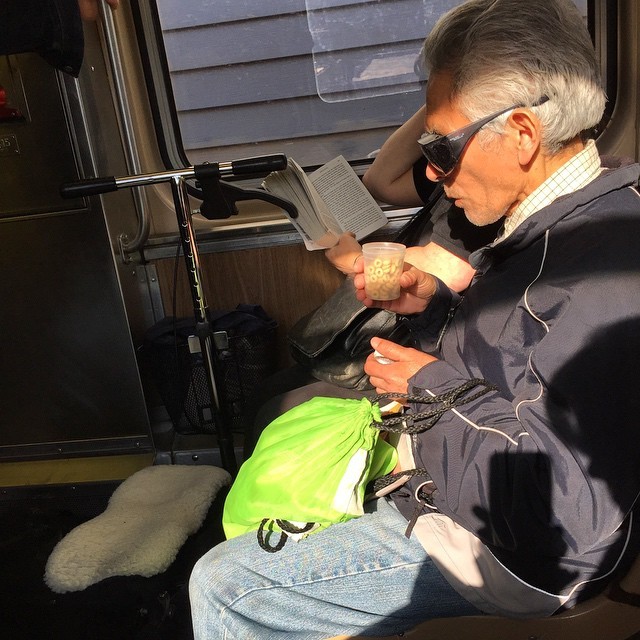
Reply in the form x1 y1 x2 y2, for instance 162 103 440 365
60 177 118 199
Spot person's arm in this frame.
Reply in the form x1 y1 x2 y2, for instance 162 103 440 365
362 105 426 206
392 270 637 575
405 243 475 292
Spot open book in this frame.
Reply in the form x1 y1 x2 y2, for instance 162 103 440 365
262 155 388 250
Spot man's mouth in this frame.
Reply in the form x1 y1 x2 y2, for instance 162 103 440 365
447 193 462 205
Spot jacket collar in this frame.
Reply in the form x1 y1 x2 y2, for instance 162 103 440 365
469 161 640 273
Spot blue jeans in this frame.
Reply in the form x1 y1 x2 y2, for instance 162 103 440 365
189 497 481 639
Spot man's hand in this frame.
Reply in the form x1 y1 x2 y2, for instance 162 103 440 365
354 263 438 315
365 338 437 395
324 232 363 275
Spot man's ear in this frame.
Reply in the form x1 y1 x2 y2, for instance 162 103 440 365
509 110 542 166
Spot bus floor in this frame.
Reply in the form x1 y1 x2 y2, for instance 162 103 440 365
0 481 227 640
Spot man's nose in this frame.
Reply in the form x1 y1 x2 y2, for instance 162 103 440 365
425 163 447 182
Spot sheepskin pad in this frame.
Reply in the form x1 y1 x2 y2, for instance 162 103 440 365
45 464 232 593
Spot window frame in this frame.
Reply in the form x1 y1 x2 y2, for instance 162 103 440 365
131 0 617 248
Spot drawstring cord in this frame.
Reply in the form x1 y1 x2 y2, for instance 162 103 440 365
371 378 498 434
370 378 498 536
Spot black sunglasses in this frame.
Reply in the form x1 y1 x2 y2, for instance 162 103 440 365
418 96 550 176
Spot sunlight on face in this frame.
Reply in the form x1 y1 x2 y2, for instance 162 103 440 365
423 73 525 226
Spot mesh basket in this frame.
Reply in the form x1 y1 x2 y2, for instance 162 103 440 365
143 305 278 435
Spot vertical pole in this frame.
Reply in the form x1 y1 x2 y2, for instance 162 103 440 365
170 176 237 475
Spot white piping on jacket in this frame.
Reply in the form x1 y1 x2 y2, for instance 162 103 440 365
515 229 550 423
423 230 555 445
523 230 551 332
513 226 637 600
421 387 527 446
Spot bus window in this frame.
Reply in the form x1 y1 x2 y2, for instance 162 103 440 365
134 0 439 169
132 0 605 194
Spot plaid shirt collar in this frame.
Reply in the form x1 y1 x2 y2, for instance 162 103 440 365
499 139 602 240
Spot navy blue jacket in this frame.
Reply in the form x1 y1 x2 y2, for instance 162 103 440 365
394 163 640 597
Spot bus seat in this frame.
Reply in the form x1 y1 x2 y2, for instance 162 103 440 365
328 552 640 640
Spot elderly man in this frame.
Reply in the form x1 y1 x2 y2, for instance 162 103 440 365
189 0 640 637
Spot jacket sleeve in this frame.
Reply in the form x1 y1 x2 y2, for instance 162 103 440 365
402 278 639 569
406 276 461 352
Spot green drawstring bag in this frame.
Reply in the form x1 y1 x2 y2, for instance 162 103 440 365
222 395 397 550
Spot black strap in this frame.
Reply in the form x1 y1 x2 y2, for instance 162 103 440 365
257 519 315 553
371 467 431 493
368 380 497 529
371 467 438 538
373 378 498 434
394 184 445 246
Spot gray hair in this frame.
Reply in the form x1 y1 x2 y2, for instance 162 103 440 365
422 0 606 154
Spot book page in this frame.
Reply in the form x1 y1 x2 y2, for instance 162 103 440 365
309 155 387 241
262 160 340 250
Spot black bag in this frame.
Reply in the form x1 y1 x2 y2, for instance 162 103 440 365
288 278 412 390
143 304 278 434
288 186 447 390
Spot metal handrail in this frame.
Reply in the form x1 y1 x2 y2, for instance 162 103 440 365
98 2 150 261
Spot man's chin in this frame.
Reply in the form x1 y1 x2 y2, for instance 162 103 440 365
460 206 502 228
448 193 499 226
457 205 483 227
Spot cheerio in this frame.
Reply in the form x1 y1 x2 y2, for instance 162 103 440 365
362 242 406 301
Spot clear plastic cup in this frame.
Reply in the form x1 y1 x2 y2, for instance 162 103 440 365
362 242 406 300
